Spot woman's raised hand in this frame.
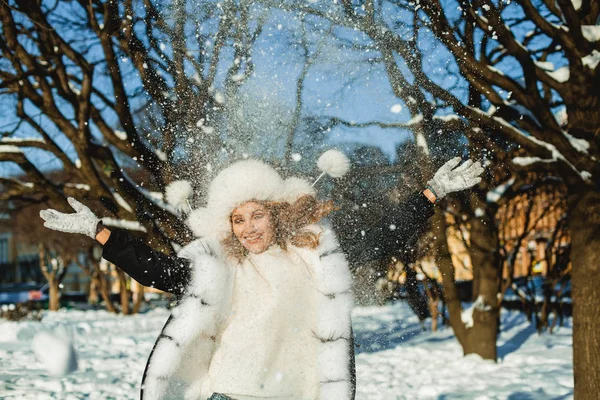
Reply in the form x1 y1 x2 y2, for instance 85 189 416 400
427 157 484 200
39 197 100 239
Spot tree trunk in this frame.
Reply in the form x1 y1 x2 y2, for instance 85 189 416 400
432 209 468 347
568 189 600 398
116 269 130 315
425 285 440 332
48 279 60 311
38 244 61 311
94 263 117 314
88 278 99 305
463 194 500 360
132 281 144 314
433 205 499 360
404 265 429 325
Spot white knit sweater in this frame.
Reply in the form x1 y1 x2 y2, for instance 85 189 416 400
208 246 319 399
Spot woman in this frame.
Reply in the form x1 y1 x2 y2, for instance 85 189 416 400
40 156 483 400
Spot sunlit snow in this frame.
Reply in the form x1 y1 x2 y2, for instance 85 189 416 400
581 25 600 42
582 50 600 70
0 303 573 399
547 66 570 83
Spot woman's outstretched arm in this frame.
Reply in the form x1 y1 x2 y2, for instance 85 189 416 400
40 198 191 295
99 227 190 295
377 158 484 257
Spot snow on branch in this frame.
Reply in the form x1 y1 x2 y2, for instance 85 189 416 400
486 177 516 203
114 130 127 141
581 25 600 42
112 192 133 213
467 107 591 182
406 114 423 125
433 114 461 122
461 295 493 329
582 50 600 70
120 170 180 217
512 156 548 166
0 177 36 201
546 67 570 83
0 137 46 145
64 183 91 191
0 145 24 154
100 217 147 232
563 131 590 154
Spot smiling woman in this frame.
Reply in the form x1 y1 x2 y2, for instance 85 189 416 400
39 154 483 400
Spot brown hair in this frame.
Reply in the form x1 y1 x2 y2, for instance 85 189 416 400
222 195 336 260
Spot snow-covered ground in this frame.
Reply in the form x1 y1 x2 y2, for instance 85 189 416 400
0 302 573 399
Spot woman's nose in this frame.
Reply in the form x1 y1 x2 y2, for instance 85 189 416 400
246 221 258 232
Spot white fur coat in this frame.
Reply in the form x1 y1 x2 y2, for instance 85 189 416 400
139 225 355 400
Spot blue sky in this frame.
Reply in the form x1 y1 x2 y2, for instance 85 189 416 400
0 1 474 178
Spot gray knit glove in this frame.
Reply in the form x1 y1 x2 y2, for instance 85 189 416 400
427 157 484 200
39 197 100 239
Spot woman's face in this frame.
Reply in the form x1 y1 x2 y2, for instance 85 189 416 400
231 201 275 254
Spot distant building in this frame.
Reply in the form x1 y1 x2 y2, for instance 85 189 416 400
0 212 44 284
388 177 569 284
0 204 162 301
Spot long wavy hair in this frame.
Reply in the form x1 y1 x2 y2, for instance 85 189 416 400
222 195 336 260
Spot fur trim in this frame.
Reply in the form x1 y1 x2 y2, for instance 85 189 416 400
146 339 180 378
315 252 353 294
142 375 169 400
314 292 353 339
280 177 316 202
320 380 352 400
168 298 218 339
186 207 230 240
318 340 351 382
314 228 353 294
142 239 232 400
206 159 283 208
291 224 355 400
187 259 231 306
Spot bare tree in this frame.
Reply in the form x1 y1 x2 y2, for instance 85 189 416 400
74 247 118 313
0 0 263 248
37 243 67 311
262 1 597 394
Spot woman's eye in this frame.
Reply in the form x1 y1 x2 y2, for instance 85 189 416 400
233 219 243 224
254 214 264 219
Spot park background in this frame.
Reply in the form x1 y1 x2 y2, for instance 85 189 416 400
1 0 598 398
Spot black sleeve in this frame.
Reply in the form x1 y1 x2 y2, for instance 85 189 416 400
102 229 191 295
375 191 436 260
391 191 436 245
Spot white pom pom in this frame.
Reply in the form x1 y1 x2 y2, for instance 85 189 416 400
317 149 350 178
165 180 193 212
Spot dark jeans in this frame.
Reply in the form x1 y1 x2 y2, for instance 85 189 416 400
208 394 235 400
